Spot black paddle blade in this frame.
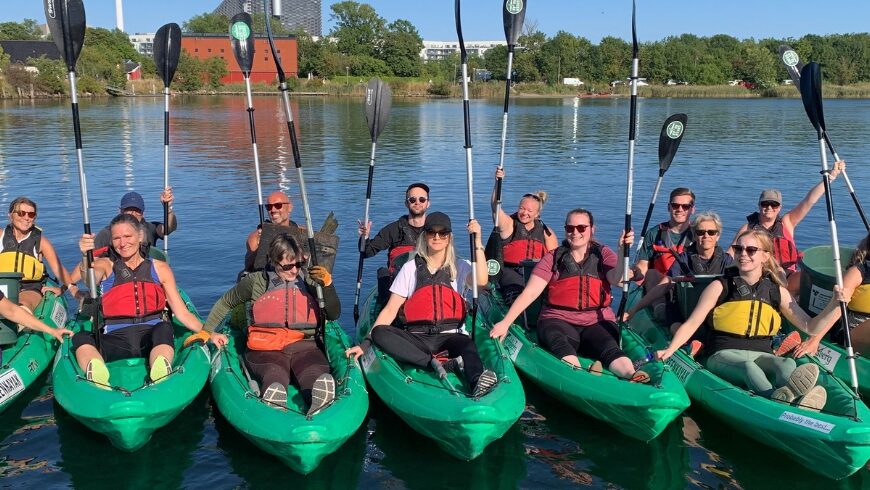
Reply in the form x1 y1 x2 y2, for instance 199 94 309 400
799 62 825 135
44 0 86 72
154 23 182 88
631 0 638 58
229 13 255 75
658 113 688 172
502 0 527 46
365 78 392 142
778 45 804 86
455 0 467 63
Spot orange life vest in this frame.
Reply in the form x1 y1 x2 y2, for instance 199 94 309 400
545 242 612 311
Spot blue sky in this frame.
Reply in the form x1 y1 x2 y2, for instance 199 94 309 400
5 1 869 41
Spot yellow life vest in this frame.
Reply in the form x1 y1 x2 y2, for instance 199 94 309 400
849 284 870 314
0 225 45 282
711 269 782 337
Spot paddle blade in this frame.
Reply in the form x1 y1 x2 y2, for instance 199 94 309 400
799 62 825 134
229 13 255 75
658 114 687 172
455 0 467 62
44 0 86 72
365 78 392 142
154 23 182 88
503 0 527 46
778 45 804 86
631 0 638 58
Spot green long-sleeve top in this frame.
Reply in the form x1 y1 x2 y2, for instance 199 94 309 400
203 270 340 332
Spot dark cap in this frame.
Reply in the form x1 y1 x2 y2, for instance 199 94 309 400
406 182 430 195
424 211 451 233
119 191 145 212
758 189 782 205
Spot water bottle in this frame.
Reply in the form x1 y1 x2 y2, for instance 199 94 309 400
633 352 654 370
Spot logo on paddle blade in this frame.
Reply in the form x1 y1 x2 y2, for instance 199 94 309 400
505 0 524 15
487 259 501 276
46 0 56 19
231 22 251 41
782 50 800 68
666 121 684 139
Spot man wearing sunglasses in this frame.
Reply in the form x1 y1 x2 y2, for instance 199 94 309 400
245 191 301 272
93 189 176 252
634 187 696 288
358 183 430 304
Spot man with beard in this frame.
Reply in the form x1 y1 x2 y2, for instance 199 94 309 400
244 191 301 272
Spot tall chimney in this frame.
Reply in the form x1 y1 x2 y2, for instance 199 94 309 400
115 0 124 32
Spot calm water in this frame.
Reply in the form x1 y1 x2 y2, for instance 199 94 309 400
1 94 870 489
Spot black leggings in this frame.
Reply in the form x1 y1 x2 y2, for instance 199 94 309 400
537 318 627 366
244 339 329 405
497 266 526 304
371 325 485 386
72 321 174 363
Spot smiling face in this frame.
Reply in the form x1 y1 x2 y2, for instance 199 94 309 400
9 203 36 234
733 234 770 274
275 252 302 282
563 211 593 250
266 191 292 226
516 196 541 225
405 187 430 218
758 199 782 221
110 222 143 259
425 228 450 254
668 194 694 226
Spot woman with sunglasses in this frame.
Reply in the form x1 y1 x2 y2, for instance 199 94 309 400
732 160 844 292
346 212 499 397
0 197 75 310
490 208 647 382
206 233 338 415
657 229 850 411
489 168 558 302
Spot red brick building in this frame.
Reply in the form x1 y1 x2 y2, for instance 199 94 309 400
181 33 297 84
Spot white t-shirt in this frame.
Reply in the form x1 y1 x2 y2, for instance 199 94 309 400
390 257 473 298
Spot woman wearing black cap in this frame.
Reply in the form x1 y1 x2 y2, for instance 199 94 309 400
346 212 497 397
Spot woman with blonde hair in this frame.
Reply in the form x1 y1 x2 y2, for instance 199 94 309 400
657 229 849 411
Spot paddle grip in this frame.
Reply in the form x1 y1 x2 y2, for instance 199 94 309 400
288 121 302 169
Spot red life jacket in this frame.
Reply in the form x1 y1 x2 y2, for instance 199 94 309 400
246 271 318 351
101 255 166 333
650 223 691 275
387 216 421 273
502 214 548 266
545 242 613 311
401 256 467 333
746 213 801 271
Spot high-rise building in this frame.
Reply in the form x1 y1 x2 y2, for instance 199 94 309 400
212 0 321 37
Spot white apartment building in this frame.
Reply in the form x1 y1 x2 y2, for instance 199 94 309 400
129 33 156 56
421 40 507 61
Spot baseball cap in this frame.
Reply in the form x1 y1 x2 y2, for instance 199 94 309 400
758 189 782 205
424 211 451 233
119 191 145 212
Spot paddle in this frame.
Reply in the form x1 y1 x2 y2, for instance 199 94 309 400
44 0 96 298
778 45 869 231
229 12 265 226
353 78 392 324
455 0 480 341
616 0 640 322
263 0 329 358
153 22 182 259
798 62 859 395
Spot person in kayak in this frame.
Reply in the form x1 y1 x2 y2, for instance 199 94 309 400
0 197 76 310
0 288 71 343
731 160 844 294
358 183 430 303
657 229 850 411
346 212 498 397
489 168 559 303
72 213 203 388
207 233 339 415
93 189 176 251
245 191 302 271
490 208 647 382
634 187 695 288
625 211 733 327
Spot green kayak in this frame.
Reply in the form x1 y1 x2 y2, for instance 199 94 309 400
478 288 690 442
52 287 210 451
627 286 870 480
208 306 368 474
357 287 525 460
0 275 68 413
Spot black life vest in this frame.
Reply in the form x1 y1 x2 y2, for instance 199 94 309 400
501 214 548 266
650 222 691 275
400 256 467 333
670 244 729 276
746 212 801 271
0 224 44 282
545 242 612 311
387 216 421 273
101 253 166 333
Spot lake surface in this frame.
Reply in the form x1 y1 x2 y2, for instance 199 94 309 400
1 94 870 488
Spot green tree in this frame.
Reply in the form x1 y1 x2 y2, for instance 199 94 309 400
252 13 291 36
183 12 230 33
381 19 423 77
539 31 586 84
28 56 66 94
295 29 324 77
203 56 229 89
597 36 631 82
4 64 34 95
173 50 203 91
734 41 777 87
483 45 508 80
329 1 386 58
0 19 44 41
0 45 10 72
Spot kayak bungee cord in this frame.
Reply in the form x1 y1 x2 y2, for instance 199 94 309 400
153 23 182 260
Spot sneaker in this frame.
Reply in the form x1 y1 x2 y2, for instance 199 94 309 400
308 373 336 416
771 385 796 403
797 385 828 412
85 358 111 390
629 370 651 384
262 382 288 408
774 331 802 357
685 340 703 358
787 363 820 397
149 355 172 384
442 357 464 376
473 369 498 398
588 360 603 375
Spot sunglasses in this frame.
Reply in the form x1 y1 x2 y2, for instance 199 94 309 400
759 201 781 209
732 245 761 257
407 196 428 204
695 229 719 237
14 210 36 219
564 224 590 234
425 230 450 239
265 202 290 211
669 202 694 211
277 261 305 271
